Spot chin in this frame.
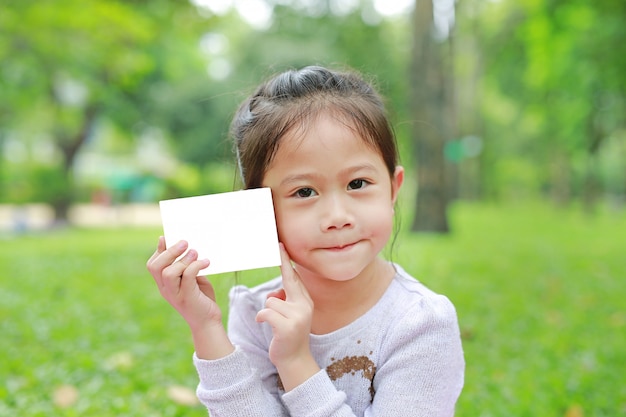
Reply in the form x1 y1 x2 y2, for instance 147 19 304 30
301 262 368 283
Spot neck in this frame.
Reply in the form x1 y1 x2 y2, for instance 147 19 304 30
298 258 395 334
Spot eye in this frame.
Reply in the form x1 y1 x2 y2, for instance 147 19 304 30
348 179 368 190
295 187 317 198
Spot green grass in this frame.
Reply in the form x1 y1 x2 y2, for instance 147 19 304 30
1 202 625 416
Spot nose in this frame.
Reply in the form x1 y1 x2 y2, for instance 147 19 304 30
320 194 354 231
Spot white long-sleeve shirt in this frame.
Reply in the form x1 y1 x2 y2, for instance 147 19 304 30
193 264 465 416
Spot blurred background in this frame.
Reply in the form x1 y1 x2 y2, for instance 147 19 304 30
1 0 625 416
2 0 624 231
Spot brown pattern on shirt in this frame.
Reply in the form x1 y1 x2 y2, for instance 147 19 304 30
327 354 376 401
277 345 377 402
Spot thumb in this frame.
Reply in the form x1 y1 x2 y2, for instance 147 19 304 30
266 288 287 301
197 276 217 301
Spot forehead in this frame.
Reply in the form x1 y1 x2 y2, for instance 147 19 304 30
274 112 379 160
262 113 389 186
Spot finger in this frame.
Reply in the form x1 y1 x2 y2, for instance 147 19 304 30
266 288 286 301
179 254 210 294
146 236 166 267
157 235 166 252
197 275 216 301
278 243 300 295
149 240 188 277
147 237 172 288
264 296 291 317
160 246 197 293
256 307 289 327
278 244 311 304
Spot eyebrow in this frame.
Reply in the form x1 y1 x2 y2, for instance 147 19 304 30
279 163 379 187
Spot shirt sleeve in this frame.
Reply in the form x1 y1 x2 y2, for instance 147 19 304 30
217 284 362 417
194 348 286 417
193 285 288 417
280 369 357 416
365 293 465 417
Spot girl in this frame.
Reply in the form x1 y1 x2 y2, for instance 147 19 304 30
146 66 464 416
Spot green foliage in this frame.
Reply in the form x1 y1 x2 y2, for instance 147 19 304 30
1 164 69 204
466 0 626 204
1 203 625 415
205 4 413 159
160 162 239 201
1 0 625 215
149 75 237 165
0 0 157 127
0 0 214 210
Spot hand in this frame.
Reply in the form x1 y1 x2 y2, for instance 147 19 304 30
146 237 220 332
255 243 319 390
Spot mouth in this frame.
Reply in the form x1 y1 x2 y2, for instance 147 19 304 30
323 241 358 251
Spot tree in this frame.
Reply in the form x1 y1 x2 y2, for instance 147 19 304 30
468 0 626 208
188 2 414 175
409 0 454 232
0 0 210 220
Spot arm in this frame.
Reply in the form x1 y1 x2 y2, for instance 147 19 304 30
147 237 286 416
255 244 320 391
193 279 290 416
217 244 357 416
253 245 358 417
146 237 234 359
366 295 465 417
226 291 360 417
280 292 464 417
194 243 319 416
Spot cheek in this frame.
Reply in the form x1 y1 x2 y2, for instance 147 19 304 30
368 205 395 241
273 205 301 245
275 217 310 266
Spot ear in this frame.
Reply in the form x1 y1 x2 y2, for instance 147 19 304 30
390 165 404 205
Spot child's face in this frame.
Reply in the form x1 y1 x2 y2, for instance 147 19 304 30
262 114 403 283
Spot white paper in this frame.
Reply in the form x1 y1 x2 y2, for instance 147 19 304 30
159 188 280 275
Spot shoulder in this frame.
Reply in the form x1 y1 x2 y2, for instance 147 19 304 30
226 276 283 343
228 276 283 311
392 264 447 298
372 266 465 414
384 265 462 346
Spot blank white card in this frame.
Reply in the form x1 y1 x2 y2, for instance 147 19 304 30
159 188 281 275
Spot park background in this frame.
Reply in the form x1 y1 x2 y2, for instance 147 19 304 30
1 0 625 416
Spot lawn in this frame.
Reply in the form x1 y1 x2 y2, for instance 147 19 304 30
0 202 624 416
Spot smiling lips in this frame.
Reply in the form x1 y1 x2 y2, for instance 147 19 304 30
323 241 358 251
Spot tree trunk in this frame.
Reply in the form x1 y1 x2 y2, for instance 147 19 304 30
582 102 606 214
409 0 451 233
53 104 99 223
445 23 459 203
549 150 571 207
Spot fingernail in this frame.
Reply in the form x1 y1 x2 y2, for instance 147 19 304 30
176 240 186 249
